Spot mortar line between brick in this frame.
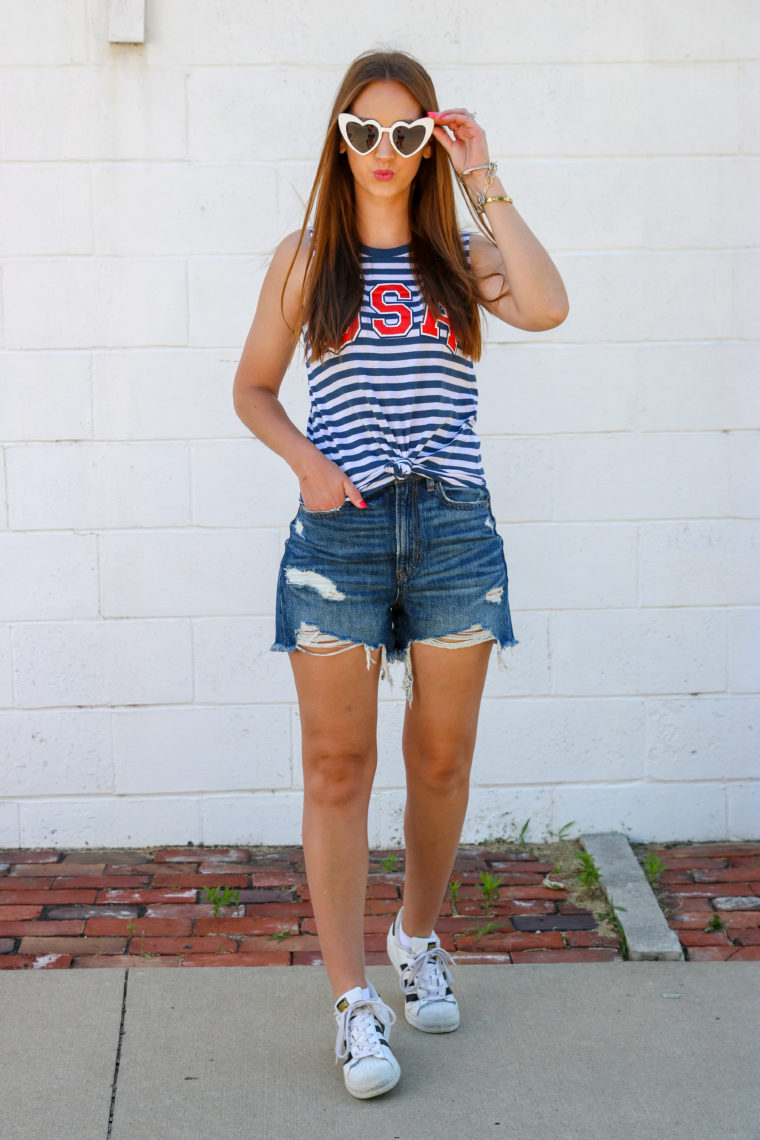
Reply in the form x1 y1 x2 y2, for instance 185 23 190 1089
106 968 129 1140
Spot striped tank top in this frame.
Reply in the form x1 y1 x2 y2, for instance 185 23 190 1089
304 237 486 493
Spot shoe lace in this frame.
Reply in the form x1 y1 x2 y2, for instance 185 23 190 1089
405 945 455 1003
334 997 396 1065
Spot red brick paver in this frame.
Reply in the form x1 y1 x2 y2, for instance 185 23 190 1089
0 845 622 968
645 843 760 962
2 842 756 968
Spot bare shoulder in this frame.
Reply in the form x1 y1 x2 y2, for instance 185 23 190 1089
265 228 313 323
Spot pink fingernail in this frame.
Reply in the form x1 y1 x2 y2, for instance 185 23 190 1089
359 500 367 508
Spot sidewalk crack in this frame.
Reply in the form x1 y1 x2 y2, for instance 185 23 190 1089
106 969 129 1139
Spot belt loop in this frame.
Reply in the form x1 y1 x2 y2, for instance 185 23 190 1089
426 477 434 492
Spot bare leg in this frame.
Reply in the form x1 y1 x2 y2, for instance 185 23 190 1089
290 645 381 999
400 641 492 938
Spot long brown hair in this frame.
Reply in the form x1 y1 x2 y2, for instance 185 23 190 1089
286 50 492 362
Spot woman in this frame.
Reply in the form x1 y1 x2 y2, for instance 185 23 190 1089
233 49 568 1099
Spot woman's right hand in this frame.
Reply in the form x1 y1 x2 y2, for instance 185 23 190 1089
296 448 366 512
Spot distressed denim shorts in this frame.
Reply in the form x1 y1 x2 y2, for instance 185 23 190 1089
272 475 517 701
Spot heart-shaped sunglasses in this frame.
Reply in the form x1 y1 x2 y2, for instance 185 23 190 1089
337 112 435 158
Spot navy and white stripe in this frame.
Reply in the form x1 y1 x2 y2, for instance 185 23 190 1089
304 237 486 493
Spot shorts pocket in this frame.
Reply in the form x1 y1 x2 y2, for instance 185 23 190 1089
435 482 490 509
298 498 352 518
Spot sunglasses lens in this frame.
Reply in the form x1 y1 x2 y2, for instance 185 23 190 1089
392 122 428 155
344 120 378 154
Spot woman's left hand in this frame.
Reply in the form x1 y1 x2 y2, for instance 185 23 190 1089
427 109 489 179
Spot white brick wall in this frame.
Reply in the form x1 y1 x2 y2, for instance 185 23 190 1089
0 1 757 846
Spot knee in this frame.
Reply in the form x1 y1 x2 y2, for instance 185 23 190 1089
408 750 472 796
303 748 376 808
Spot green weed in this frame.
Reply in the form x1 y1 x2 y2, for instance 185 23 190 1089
643 851 665 887
379 853 400 873
267 929 293 943
203 885 240 917
478 870 504 911
575 851 601 889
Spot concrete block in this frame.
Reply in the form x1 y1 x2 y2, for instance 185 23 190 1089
477 345 639 435
433 63 739 158
728 608 760 692
7 443 191 530
113 705 291 794
18 796 202 848
0 0 88 64
481 612 551 699
92 350 245 441
729 431 760 519
551 608 727 696
193 618 296 705
4 259 187 349
108 0 145 43
639 521 760 606
200 791 303 847
142 0 461 66
0 627 11 707
100 528 282 618
552 782 727 843
93 164 279 255
456 2 647 62
488 252 736 347
0 353 92 441
12 619 193 708
0 451 6 528
191 441 299 528
188 68 340 162
479 437 552 522
277 163 317 236
628 344 760 432
740 63 760 154
460 785 554 846
0 710 113 795
0 66 186 160
552 433 730 522
647 1 760 61
188 256 268 348
475 697 646 786
0 801 19 848
728 782 760 840
506 524 638 610
0 533 98 620
479 343 760 436
0 164 91 255
581 832 683 960
646 697 760 781
466 157 760 254
734 250 760 339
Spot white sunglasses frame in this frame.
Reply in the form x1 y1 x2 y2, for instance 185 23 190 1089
337 112 435 158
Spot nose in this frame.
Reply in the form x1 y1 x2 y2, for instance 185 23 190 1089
375 129 394 161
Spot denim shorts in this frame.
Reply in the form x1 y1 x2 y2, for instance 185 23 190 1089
272 476 517 695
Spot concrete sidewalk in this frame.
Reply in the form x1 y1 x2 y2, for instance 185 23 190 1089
2 963 758 1139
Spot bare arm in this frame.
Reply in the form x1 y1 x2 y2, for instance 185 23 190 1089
429 109 569 332
232 232 365 511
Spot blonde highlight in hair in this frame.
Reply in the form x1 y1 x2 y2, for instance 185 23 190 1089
285 50 491 363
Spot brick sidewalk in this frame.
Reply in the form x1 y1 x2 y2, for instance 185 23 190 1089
644 843 760 962
2 842 757 970
0 845 621 969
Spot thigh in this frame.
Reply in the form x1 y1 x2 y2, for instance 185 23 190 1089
290 645 382 762
402 640 492 766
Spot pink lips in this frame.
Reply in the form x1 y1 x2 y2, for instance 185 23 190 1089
373 170 394 180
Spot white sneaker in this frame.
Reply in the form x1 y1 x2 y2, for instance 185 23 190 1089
334 984 400 1099
387 909 459 1033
